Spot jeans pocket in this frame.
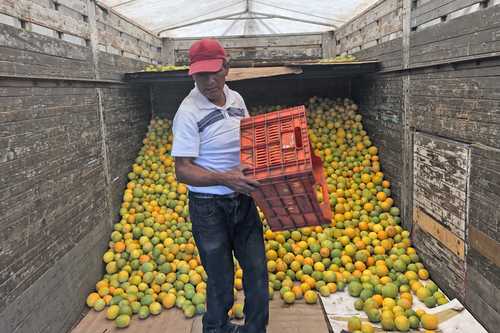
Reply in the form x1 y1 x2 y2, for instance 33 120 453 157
189 198 217 220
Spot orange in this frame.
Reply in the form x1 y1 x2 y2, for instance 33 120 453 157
421 314 439 330
114 242 126 253
418 269 430 280
372 294 384 307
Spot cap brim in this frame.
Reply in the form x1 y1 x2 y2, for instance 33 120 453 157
189 59 223 75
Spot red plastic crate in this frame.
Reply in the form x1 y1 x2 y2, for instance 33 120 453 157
240 106 332 231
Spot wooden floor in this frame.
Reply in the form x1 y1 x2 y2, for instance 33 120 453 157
71 295 331 333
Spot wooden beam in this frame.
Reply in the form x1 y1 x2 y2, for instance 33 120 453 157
469 226 500 268
413 207 466 259
402 0 414 231
0 0 90 38
226 66 302 81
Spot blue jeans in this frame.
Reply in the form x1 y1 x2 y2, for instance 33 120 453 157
189 192 269 333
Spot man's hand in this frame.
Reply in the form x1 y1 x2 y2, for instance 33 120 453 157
175 158 259 194
219 167 260 195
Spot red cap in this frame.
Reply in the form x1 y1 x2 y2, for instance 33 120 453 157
188 38 227 75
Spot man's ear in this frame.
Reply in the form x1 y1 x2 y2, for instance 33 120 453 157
223 60 230 75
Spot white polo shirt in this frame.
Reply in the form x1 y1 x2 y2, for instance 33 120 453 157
171 84 249 195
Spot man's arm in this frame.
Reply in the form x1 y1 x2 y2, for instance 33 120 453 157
175 157 259 194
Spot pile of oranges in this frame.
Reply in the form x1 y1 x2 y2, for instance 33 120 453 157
85 97 445 332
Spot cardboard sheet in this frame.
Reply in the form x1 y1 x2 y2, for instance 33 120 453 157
321 293 488 333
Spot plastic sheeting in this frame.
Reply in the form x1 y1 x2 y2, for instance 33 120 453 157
99 0 378 38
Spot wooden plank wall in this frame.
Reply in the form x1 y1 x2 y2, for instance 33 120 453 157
342 1 500 331
95 2 162 66
352 73 404 204
0 1 157 332
0 0 161 80
167 33 327 65
335 0 403 70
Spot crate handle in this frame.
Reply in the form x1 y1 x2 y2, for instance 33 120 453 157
294 127 303 148
312 153 333 223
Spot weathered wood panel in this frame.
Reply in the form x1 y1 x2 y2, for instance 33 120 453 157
466 249 500 333
468 144 500 242
175 45 322 65
96 21 160 60
172 34 323 50
414 207 466 259
413 132 470 240
100 85 151 221
0 28 152 331
56 0 89 16
334 0 403 56
352 37 403 71
170 34 324 65
469 226 500 267
352 73 404 204
335 0 402 39
412 223 466 300
97 51 150 81
410 5 500 67
0 217 109 333
0 0 90 38
411 0 484 28
409 58 500 149
0 23 94 79
336 12 402 54
0 80 151 332
95 4 161 48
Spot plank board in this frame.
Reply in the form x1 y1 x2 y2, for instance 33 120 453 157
352 73 404 204
0 0 90 38
95 4 161 48
409 58 500 149
411 221 466 300
97 51 151 81
336 11 403 53
227 67 302 81
468 144 500 242
413 207 466 259
352 38 403 71
465 249 500 333
0 220 110 333
413 133 470 240
335 0 402 39
56 0 89 16
411 0 484 28
172 34 324 50
175 45 322 65
409 5 500 67
469 226 500 267
97 22 160 60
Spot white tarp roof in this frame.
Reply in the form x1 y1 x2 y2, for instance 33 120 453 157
99 0 378 38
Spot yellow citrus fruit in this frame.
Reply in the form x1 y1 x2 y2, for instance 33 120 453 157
421 314 439 330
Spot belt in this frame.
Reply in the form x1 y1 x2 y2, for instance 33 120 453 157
188 191 241 199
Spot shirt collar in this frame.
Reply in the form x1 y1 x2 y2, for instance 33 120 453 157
192 84 236 110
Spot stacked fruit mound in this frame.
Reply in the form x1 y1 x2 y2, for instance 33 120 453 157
144 64 189 72
86 97 446 332
318 54 357 63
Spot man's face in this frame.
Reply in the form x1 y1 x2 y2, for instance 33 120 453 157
192 64 228 102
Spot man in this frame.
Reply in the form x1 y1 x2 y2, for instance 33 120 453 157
171 38 269 333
